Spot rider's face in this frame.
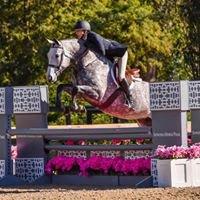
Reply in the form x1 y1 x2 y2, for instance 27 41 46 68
74 30 85 39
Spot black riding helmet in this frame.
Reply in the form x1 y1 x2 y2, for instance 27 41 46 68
74 20 91 31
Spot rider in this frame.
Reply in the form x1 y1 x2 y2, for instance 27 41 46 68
74 20 135 108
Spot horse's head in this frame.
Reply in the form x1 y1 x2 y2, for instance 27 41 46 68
46 39 74 82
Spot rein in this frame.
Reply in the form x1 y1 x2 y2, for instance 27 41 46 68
49 43 89 76
49 40 124 109
48 45 72 76
75 48 89 65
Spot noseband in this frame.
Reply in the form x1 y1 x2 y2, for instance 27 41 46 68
48 41 89 76
48 45 72 76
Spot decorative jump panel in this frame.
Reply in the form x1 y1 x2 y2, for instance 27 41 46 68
58 150 87 159
189 81 200 109
57 150 153 159
0 88 5 114
150 82 180 110
124 150 153 159
0 160 5 179
14 158 44 183
90 151 121 158
13 86 41 113
151 159 158 187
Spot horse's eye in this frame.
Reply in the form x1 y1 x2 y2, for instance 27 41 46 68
55 54 59 58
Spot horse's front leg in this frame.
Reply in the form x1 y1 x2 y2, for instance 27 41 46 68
70 85 99 112
56 84 86 113
71 86 80 111
76 85 100 100
56 83 73 111
56 84 99 112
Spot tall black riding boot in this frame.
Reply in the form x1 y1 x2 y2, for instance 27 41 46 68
119 78 135 108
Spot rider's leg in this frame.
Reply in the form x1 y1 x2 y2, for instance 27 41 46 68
118 51 135 107
118 51 128 82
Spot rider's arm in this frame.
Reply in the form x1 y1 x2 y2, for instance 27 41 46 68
86 31 106 55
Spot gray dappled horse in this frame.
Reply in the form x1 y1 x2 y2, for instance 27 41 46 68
46 39 151 126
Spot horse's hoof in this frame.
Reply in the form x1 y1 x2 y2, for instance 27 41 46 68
70 104 79 112
78 105 86 113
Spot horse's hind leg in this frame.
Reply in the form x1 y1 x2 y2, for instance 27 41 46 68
136 117 152 127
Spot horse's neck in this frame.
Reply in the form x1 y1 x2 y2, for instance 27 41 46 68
61 38 111 65
61 39 116 84
61 39 78 55
80 50 98 66
81 48 113 68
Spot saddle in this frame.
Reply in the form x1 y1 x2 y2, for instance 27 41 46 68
99 64 142 109
113 63 141 85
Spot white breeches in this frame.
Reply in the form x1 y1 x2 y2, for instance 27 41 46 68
118 51 128 82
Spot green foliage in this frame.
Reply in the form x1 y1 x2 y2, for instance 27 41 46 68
0 0 197 124
181 0 200 80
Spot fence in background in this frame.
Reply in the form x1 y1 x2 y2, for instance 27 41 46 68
0 80 200 186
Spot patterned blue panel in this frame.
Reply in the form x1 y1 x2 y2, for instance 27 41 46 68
14 158 44 183
58 150 87 158
91 151 120 158
151 159 158 187
13 87 41 113
0 160 5 179
124 150 153 159
150 82 180 110
189 81 200 109
0 88 5 114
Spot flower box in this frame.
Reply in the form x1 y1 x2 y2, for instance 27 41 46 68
153 144 200 187
45 155 152 187
51 175 118 186
118 175 152 187
51 175 152 187
156 159 192 187
191 158 200 186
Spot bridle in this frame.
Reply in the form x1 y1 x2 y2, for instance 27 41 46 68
48 44 73 76
48 40 91 76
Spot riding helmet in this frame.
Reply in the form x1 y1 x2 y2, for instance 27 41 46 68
74 20 91 31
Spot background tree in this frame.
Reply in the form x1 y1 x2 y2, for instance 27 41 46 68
182 0 200 80
0 0 197 124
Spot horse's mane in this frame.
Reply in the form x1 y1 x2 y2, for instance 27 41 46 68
60 38 112 65
60 39 80 56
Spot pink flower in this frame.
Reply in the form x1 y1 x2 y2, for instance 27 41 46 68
154 144 200 159
11 145 17 159
112 157 123 173
100 158 113 174
122 139 131 145
111 139 122 145
78 140 87 145
77 158 89 176
45 156 151 176
61 157 76 172
64 140 75 145
188 144 200 159
135 138 144 145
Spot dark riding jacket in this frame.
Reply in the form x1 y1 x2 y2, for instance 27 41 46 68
82 31 127 62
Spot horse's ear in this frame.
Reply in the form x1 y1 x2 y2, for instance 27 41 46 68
47 39 54 44
53 39 62 46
